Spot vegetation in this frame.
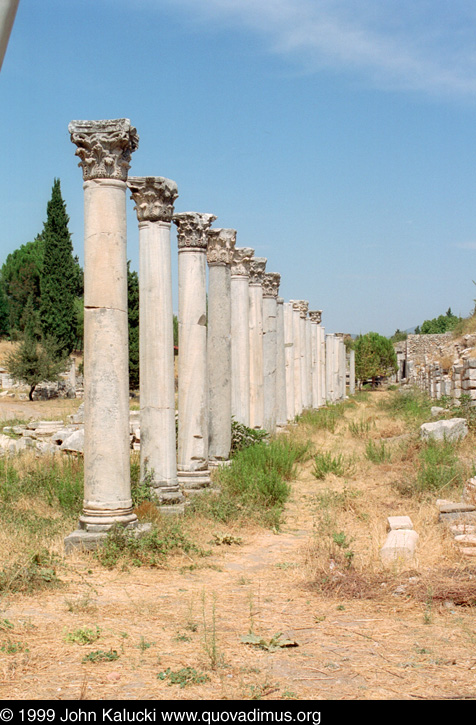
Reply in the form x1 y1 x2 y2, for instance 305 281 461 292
39 179 82 355
5 330 69 400
415 308 461 335
128 262 140 390
354 331 398 387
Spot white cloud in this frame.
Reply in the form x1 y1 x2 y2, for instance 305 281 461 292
156 0 476 96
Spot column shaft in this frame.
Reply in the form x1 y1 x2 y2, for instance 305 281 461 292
231 248 254 426
283 302 295 421
276 297 287 427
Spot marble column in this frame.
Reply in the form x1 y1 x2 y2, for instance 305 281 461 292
283 302 295 421
0 0 19 71
174 212 216 491
326 333 335 403
318 321 326 406
128 176 184 512
340 337 347 399
249 257 267 429
309 311 321 409
207 228 236 463
276 297 287 427
305 315 313 408
65 119 139 550
290 301 304 417
262 272 280 434
299 302 309 410
231 247 254 426
349 348 356 395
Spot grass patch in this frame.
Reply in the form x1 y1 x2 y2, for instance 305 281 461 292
416 440 466 494
192 436 308 528
379 388 433 427
95 519 206 569
312 452 353 479
298 404 348 433
0 550 62 595
364 439 391 464
348 419 372 438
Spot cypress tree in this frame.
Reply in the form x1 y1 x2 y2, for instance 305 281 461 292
128 262 140 390
40 179 77 355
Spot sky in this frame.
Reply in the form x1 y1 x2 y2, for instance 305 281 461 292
1 0 476 336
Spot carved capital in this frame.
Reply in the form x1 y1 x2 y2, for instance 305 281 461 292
231 247 254 277
207 228 236 266
68 119 139 181
308 310 322 324
262 272 281 299
248 257 267 286
173 212 217 250
277 297 284 305
128 176 178 222
291 300 309 318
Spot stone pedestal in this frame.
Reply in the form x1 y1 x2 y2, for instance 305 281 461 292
174 212 216 490
276 297 287 427
262 273 280 434
231 247 254 426
249 257 267 429
283 302 295 421
207 228 236 462
65 119 139 550
128 176 184 512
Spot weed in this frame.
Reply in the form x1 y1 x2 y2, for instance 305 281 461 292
0 640 29 654
95 520 204 569
0 551 62 595
416 440 465 494
365 439 391 464
211 533 243 546
158 667 210 688
137 636 154 651
312 451 352 479
201 591 222 669
241 632 299 651
64 592 97 614
348 419 372 437
380 388 433 427
231 420 268 455
0 618 14 631
82 649 119 663
423 588 434 624
65 626 101 646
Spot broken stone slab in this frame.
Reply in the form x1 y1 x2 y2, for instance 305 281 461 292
436 500 476 514
34 421 64 436
51 426 81 445
450 524 476 535
463 478 476 505
431 406 445 417
454 534 476 546
420 418 468 443
387 516 413 531
60 429 84 454
69 403 84 425
380 529 419 567
459 548 476 557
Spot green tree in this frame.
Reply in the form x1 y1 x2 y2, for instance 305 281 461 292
418 308 461 335
128 262 139 390
5 299 69 401
39 179 78 355
354 332 398 388
1 235 44 334
390 328 407 343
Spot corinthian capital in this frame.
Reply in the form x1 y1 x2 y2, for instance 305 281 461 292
68 119 139 182
207 228 236 266
231 247 254 277
262 272 281 298
248 257 267 286
308 310 322 324
128 176 178 223
173 212 217 250
291 300 309 318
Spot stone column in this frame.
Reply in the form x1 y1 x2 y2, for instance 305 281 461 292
66 119 139 550
319 322 326 405
299 302 309 410
128 176 184 512
207 228 236 463
174 212 216 491
305 315 313 408
290 301 304 417
0 0 19 71
326 333 335 403
276 297 287 427
309 311 321 409
231 247 254 426
349 348 355 395
249 257 267 429
283 302 295 421
262 272 280 434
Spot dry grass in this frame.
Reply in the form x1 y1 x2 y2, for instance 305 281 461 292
1 389 476 700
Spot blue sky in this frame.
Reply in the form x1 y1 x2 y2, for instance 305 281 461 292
1 0 476 335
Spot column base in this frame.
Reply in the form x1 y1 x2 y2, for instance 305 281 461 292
178 470 211 489
64 521 151 554
208 459 232 468
150 483 186 506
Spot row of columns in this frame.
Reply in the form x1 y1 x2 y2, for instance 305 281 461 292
64 118 353 549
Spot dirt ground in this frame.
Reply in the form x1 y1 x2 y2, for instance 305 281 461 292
1 391 476 701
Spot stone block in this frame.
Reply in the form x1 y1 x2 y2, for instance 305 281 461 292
431 407 445 417
463 478 476 505
420 418 468 443
380 529 419 567
60 429 84 453
64 522 152 554
436 499 476 514
387 516 413 531
454 534 476 546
